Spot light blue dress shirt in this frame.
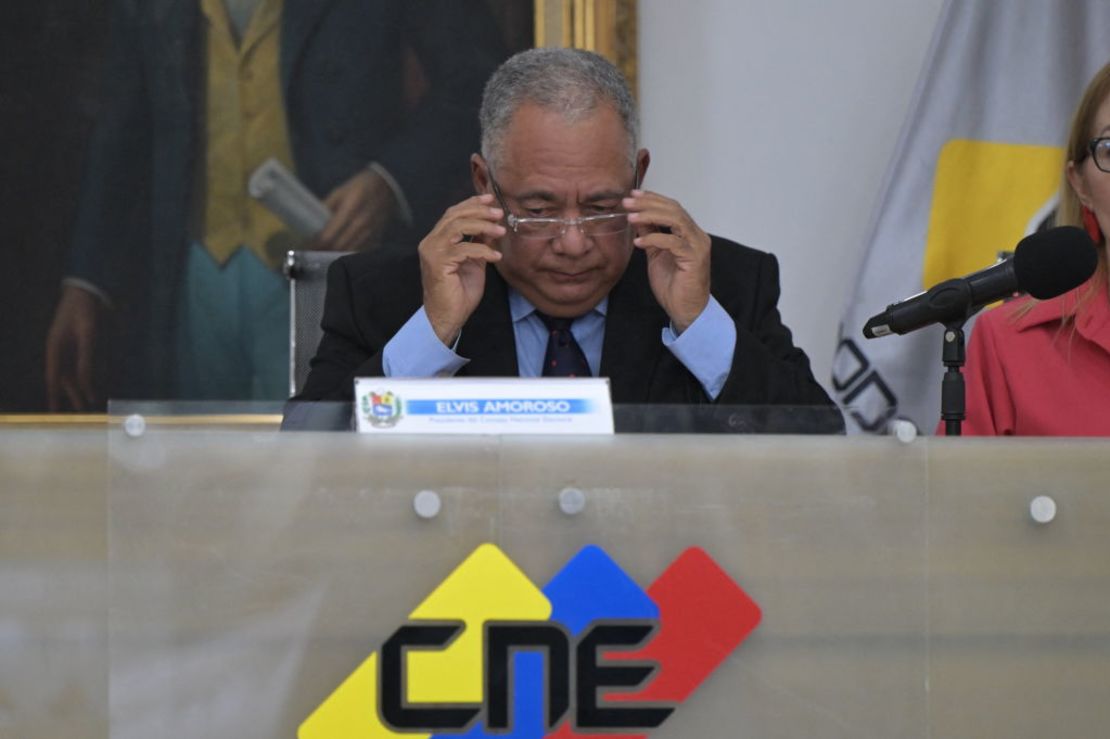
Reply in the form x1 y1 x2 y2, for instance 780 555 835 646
382 291 737 400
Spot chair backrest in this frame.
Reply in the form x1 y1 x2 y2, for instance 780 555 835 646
284 250 352 397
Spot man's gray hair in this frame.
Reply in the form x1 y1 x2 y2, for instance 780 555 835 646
479 47 639 169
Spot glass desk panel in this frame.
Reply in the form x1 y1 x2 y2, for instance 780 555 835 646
108 423 502 738
1 430 109 739
496 434 930 739
925 437 1110 737
3 404 1105 738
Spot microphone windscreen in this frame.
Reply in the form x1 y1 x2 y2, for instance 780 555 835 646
1013 226 1099 300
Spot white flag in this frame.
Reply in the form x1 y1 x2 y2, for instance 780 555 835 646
834 0 1110 433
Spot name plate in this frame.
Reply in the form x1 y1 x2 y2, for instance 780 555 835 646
353 378 614 435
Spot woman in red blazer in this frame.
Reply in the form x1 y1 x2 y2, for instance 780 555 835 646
960 62 1110 435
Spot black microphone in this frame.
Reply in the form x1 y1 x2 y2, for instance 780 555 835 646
862 226 1098 338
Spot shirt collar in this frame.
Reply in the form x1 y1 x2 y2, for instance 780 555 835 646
1011 277 1110 351
1012 278 1106 327
507 288 608 323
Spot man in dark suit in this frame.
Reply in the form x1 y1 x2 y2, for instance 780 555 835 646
298 48 834 412
45 0 503 409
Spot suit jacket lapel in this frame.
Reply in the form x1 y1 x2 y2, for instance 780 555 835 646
150 0 199 112
281 0 340 93
151 0 188 27
450 256 664 385
146 0 200 188
457 266 520 377
600 251 668 402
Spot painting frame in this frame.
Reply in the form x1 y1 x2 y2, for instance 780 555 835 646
534 0 639 97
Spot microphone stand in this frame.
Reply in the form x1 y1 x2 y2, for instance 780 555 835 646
940 319 968 436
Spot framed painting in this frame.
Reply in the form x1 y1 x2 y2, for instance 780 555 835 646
0 0 640 413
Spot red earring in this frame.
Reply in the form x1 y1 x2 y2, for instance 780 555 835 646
1081 205 1103 244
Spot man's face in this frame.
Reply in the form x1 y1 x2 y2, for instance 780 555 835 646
475 103 648 318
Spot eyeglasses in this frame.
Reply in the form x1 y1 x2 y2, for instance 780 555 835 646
1080 137 1110 173
488 172 634 240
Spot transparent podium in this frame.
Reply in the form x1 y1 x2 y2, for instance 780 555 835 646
3 403 1109 738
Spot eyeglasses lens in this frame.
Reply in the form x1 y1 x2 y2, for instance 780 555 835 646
1096 140 1110 172
514 214 630 239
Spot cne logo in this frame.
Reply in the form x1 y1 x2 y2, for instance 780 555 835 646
363 390 403 428
299 544 761 739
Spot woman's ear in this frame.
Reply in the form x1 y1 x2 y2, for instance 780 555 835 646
1067 160 1093 208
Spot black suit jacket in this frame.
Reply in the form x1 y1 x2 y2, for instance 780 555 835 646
297 235 835 410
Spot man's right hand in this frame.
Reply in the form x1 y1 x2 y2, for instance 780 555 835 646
45 284 104 411
419 193 505 345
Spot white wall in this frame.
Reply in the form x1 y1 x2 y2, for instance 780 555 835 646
639 0 946 391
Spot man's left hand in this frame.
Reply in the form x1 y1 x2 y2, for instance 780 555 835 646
312 170 398 251
624 190 711 334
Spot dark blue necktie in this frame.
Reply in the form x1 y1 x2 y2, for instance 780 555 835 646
536 313 592 378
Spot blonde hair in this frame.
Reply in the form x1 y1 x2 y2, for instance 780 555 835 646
1013 61 1110 325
